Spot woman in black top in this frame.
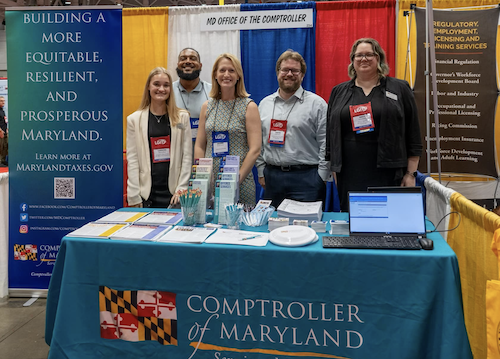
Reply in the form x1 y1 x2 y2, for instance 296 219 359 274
326 38 422 211
126 67 192 208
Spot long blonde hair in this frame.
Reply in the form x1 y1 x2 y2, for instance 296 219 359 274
139 67 183 126
209 53 250 100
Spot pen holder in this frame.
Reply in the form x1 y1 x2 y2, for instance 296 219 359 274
181 205 197 226
225 205 242 230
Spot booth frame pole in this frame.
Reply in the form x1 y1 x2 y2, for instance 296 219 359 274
426 0 442 182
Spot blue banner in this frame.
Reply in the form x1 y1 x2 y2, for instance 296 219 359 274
6 7 123 290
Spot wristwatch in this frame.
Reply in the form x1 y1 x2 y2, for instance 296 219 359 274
406 170 417 178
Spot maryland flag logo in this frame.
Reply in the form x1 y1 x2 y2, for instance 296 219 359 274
99 286 177 346
14 244 37 261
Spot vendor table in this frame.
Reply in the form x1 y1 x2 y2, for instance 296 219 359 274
45 212 472 359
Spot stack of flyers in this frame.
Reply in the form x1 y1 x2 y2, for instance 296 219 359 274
95 211 148 223
311 220 327 233
67 222 128 238
268 217 289 231
214 180 238 224
110 224 173 241
135 211 183 225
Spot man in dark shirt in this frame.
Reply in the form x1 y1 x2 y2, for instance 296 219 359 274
0 96 7 165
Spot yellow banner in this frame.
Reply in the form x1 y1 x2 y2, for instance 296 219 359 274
487 280 500 358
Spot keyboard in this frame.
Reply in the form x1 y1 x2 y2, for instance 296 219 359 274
322 236 422 250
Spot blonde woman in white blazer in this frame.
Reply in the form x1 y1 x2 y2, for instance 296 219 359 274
126 67 192 207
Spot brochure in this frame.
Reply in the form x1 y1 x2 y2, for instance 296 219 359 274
221 155 240 166
95 210 148 223
214 180 238 224
66 222 128 238
195 158 214 167
110 224 172 241
135 211 183 225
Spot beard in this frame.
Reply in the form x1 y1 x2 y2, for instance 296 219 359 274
177 68 201 81
278 77 300 94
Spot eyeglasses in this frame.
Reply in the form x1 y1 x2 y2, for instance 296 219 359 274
354 52 377 61
279 68 301 75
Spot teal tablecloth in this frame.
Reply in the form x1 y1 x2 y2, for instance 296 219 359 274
45 211 472 359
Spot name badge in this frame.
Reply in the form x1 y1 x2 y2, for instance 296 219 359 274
212 131 230 157
150 135 171 163
386 91 398 101
190 117 199 141
268 119 287 147
349 102 375 134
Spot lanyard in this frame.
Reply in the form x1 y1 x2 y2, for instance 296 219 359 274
210 98 237 158
214 98 237 132
271 91 302 121
177 81 209 110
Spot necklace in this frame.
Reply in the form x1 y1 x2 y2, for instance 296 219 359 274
152 113 165 123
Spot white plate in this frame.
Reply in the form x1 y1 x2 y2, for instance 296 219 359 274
269 225 317 247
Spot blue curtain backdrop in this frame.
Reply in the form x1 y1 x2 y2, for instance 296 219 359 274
240 2 341 210
240 1 316 105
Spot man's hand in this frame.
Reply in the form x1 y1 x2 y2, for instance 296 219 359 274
258 176 266 189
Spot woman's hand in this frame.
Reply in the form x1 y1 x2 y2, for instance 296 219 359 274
401 174 416 187
129 202 143 208
401 156 419 187
239 101 262 182
170 192 180 206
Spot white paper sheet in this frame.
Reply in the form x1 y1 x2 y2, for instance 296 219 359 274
157 226 216 244
204 229 268 246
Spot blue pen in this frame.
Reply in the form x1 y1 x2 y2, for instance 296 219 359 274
241 234 262 241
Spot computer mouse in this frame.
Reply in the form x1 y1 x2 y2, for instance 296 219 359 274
419 238 434 250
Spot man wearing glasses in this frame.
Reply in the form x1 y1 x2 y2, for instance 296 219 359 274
256 50 329 207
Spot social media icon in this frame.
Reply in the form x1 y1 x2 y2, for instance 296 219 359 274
20 203 28 212
19 225 28 234
20 213 28 222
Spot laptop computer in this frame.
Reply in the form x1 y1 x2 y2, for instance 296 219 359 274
323 188 427 249
348 189 426 238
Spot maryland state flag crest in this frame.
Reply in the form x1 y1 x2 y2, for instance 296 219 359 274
99 286 178 345
14 244 37 261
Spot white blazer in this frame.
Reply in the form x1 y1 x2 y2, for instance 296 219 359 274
126 108 193 206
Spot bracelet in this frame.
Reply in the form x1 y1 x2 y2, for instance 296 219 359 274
406 171 417 178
